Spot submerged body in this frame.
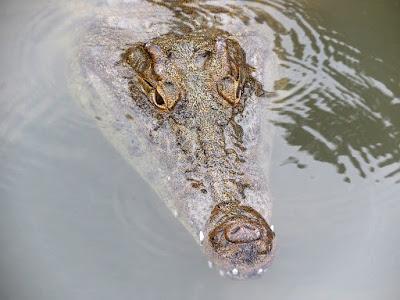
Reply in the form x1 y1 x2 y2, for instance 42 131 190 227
72 0 279 278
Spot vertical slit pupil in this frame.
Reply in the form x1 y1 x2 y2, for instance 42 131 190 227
236 86 242 99
155 91 165 106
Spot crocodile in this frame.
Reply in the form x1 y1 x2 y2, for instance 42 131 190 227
72 0 279 279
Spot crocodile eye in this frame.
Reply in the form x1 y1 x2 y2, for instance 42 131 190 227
151 81 180 111
154 90 166 107
217 76 241 106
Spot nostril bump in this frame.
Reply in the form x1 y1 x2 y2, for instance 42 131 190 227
244 224 256 231
225 223 261 243
230 226 241 235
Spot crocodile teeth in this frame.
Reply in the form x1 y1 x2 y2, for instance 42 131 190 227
208 261 213 269
199 231 204 243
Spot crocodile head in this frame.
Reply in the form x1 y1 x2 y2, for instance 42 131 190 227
122 29 275 278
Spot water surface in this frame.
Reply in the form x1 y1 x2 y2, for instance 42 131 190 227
0 0 399 299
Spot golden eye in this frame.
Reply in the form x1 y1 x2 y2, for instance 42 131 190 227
153 89 167 109
137 75 181 112
151 81 180 111
217 76 240 106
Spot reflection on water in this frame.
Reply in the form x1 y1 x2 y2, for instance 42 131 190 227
0 0 399 299
252 0 400 183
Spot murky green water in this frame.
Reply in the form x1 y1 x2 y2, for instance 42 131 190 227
0 0 399 299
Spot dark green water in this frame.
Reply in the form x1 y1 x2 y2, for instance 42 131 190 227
263 0 400 184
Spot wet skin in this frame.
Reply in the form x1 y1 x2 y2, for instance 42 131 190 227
121 29 275 278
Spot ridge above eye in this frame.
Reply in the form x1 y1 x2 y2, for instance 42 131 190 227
217 75 241 106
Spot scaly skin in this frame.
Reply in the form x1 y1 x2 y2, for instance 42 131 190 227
121 28 275 278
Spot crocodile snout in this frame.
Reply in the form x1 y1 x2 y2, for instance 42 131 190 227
203 203 275 278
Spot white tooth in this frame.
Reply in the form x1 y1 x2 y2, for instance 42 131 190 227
257 268 263 275
208 261 213 269
199 231 204 243
271 225 274 231
167 176 171 181
232 268 238 275
219 270 225 277
173 210 178 217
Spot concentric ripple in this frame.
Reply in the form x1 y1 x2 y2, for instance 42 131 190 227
0 2 98 196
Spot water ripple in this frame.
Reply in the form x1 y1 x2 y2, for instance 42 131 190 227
0 3 94 192
250 0 400 183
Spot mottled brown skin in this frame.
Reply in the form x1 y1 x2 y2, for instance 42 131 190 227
121 29 274 277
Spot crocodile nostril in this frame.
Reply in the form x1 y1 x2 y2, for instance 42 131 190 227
225 223 261 243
